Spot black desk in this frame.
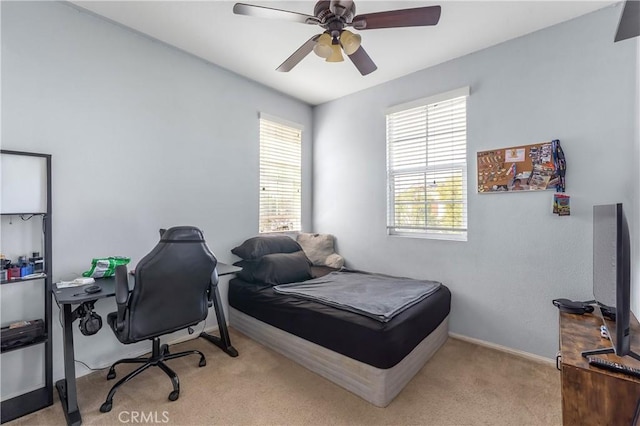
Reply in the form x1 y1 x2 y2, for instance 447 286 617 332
199 263 241 357
52 263 240 426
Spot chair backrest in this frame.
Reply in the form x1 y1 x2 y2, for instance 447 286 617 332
127 226 217 340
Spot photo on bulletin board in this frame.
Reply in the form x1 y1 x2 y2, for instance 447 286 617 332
477 141 560 194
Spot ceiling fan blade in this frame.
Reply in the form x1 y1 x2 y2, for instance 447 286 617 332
352 5 441 30
233 3 319 25
276 35 321 72
615 0 640 42
347 45 377 76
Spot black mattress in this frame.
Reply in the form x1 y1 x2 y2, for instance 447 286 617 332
228 270 451 369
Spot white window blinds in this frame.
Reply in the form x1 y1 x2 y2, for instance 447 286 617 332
259 116 302 233
386 89 468 240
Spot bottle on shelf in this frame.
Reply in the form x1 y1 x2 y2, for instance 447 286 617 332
29 252 44 273
20 264 34 277
8 266 20 280
1 252 44 280
0 254 7 281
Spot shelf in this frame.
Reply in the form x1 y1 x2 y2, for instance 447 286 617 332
0 335 47 354
0 212 46 216
0 274 48 285
0 150 53 424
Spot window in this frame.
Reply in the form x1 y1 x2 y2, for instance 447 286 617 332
386 87 469 240
259 114 302 233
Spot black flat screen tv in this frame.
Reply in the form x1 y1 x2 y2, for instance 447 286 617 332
586 203 639 361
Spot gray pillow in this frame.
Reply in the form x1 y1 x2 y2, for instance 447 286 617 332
234 251 311 285
231 235 302 260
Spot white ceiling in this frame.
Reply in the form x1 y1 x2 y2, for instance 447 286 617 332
70 0 616 105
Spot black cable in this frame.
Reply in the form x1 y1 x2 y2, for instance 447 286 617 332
69 306 107 371
57 304 101 371
74 359 109 372
12 213 47 262
18 213 45 221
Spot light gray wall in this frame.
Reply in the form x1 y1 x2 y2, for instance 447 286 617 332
0 1 313 399
313 4 638 359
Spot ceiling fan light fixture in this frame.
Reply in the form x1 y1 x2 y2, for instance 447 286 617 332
340 30 361 55
235 0 441 75
326 43 344 62
313 33 333 58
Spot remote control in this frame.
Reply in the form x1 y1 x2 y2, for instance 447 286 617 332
587 356 640 379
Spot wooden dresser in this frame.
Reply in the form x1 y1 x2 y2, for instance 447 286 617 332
559 311 640 425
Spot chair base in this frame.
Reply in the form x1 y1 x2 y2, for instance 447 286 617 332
100 337 206 413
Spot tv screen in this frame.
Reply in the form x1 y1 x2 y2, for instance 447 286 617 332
593 203 632 357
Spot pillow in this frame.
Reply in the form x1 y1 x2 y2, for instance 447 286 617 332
296 233 345 269
325 253 345 269
234 251 312 285
231 235 302 260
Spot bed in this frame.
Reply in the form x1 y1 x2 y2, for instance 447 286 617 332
227 236 451 407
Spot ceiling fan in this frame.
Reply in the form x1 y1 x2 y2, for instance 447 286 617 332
233 1 441 76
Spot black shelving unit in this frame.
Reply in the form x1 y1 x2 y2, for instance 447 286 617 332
0 150 53 423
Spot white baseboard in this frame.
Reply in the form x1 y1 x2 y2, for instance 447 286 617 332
449 332 556 367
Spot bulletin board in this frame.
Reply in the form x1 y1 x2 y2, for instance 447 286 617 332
477 141 561 193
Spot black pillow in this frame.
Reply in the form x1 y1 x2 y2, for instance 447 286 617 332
234 251 311 285
231 235 302 260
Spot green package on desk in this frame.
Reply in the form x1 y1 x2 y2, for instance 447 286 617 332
82 256 130 278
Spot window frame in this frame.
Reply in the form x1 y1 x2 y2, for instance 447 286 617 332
258 113 303 234
385 87 469 241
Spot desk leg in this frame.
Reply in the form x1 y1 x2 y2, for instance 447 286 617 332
200 286 238 357
55 303 82 426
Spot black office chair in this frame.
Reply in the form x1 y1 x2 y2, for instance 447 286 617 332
99 226 218 413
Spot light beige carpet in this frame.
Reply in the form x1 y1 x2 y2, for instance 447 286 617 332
9 328 561 425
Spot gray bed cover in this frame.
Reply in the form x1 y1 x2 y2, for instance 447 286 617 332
273 269 441 323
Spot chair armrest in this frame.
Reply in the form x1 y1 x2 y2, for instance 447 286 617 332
114 265 129 331
208 268 219 308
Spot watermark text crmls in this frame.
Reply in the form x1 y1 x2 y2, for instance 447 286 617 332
118 411 170 424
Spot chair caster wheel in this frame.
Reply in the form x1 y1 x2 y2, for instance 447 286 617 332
199 358 206 367
107 370 116 380
168 390 179 401
100 401 112 413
